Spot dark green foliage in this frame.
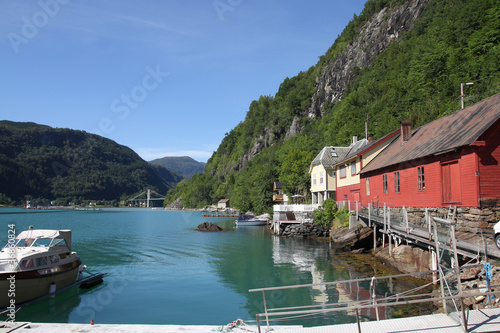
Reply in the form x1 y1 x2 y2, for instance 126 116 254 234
313 199 338 228
313 200 351 229
166 0 500 213
149 156 205 179
0 121 181 205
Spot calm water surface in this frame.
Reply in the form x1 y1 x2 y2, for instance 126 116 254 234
0 208 423 327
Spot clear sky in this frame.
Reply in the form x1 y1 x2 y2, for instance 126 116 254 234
1 0 367 163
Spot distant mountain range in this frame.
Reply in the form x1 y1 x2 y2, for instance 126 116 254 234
0 121 183 205
149 156 205 179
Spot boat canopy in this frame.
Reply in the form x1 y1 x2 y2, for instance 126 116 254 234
16 229 72 251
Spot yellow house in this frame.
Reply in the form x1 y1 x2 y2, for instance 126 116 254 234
335 130 399 203
309 146 351 204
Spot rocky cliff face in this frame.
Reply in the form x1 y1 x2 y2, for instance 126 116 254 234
223 0 430 175
293 0 429 132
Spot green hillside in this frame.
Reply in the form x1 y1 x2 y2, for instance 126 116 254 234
165 0 500 214
0 121 182 205
149 156 205 179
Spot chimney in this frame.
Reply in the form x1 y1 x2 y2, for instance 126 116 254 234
352 135 358 144
400 121 412 143
367 134 374 143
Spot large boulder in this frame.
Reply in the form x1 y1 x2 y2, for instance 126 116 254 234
330 225 373 251
197 222 223 232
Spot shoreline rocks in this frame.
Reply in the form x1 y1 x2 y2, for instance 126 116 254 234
279 223 330 238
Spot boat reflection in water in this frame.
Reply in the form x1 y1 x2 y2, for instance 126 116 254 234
0 227 82 308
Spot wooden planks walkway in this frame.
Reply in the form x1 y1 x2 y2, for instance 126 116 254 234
358 211 500 260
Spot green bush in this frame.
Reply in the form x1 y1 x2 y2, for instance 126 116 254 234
313 199 337 228
314 200 351 229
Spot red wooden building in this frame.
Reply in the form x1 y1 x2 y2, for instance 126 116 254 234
360 93 500 208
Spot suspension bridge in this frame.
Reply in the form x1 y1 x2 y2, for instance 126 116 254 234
127 189 166 208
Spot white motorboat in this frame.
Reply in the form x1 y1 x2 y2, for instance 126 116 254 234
0 227 82 308
235 215 268 226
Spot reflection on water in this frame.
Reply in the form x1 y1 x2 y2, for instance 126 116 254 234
0 208 428 327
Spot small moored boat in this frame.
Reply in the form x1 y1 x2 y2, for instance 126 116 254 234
235 215 268 226
0 227 82 308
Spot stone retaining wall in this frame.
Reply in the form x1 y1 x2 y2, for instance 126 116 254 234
378 205 500 239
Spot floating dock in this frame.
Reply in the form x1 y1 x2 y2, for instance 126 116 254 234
202 213 239 217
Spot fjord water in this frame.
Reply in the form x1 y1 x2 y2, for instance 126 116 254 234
0 208 420 327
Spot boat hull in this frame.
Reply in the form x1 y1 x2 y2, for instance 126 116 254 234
235 220 268 226
0 259 81 308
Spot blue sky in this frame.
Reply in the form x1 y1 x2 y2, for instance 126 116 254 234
1 0 367 162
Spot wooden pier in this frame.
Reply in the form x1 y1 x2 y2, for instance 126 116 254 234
357 209 500 260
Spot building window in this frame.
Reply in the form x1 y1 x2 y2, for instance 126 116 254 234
366 178 370 196
319 171 324 185
313 173 317 186
383 174 388 194
394 172 400 193
351 161 357 176
339 165 346 178
418 167 425 191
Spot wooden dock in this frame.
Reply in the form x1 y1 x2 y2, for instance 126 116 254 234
357 211 500 260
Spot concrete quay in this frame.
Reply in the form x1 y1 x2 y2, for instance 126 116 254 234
2 308 500 333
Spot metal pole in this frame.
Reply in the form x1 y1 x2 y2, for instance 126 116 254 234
461 82 473 109
451 223 468 333
262 290 270 328
368 204 371 227
356 308 362 333
433 220 448 314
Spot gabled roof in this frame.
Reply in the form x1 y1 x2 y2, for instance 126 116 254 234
310 146 351 171
357 129 400 156
361 93 500 174
337 139 369 164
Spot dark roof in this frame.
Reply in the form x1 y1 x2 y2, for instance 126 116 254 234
361 93 500 174
310 146 351 170
337 139 369 163
273 181 284 190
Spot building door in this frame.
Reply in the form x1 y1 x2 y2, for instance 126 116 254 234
442 161 461 203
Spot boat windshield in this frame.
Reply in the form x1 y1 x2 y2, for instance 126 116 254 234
7 237 68 248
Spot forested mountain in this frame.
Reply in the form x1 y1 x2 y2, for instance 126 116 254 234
149 156 205 179
0 121 182 205
165 0 500 213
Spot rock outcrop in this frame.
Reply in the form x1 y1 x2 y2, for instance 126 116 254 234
196 222 223 232
330 225 374 252
292 0 430 134
375 245 432 277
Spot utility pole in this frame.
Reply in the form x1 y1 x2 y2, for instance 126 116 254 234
365 113 369 140
461 82 473 109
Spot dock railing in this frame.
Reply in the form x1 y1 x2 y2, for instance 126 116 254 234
250 261 500 333
252 216 498 333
